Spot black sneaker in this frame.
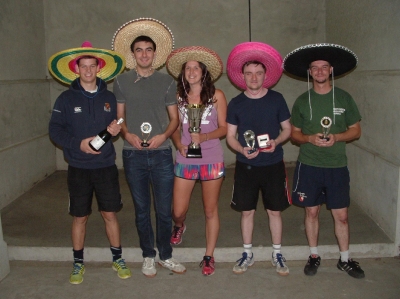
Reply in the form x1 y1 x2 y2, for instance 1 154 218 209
337 258 365 278
304 255 321 276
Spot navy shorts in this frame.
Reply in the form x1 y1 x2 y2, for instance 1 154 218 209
230 160 291 212
291 162 350 209
68 165 122 217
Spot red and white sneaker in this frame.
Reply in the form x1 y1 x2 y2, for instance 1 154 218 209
170 224 186 245
200 256 215 276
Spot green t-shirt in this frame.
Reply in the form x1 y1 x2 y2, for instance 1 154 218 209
291 87 361 168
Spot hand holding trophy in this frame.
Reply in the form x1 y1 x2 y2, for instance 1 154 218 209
140 122 152 147
320 117 332 141
243 130 256 154
187 104 205 158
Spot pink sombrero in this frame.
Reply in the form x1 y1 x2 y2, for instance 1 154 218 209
48 41 125 85
226 42 283 90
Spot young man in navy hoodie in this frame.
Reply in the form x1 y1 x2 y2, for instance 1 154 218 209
49 54 131 284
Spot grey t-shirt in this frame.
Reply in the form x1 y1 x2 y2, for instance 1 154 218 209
113 70 177 150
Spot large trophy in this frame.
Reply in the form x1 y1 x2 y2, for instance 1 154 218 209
140 122 152 147
186 104 205 158
320 116 332 141
243 130 256 154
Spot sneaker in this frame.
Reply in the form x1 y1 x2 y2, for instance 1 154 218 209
170 224 186 245
112 258 132 279
199 256 215 276
337 258 365 278
142 257 157 278
233 252 254 274
69 263 85 284
304 255 321 276
159 257 186 274
271 253 289 276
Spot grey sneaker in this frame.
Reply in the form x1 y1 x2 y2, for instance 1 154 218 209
233 252 254 274
158 258 186 274
271 253 289 276
142 257 157 278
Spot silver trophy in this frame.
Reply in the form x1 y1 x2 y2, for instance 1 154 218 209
186 104 205 158
140 122 152 147
320 116 332 141
243 130 256 154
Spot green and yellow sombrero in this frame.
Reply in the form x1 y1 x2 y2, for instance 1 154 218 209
48 41 126 84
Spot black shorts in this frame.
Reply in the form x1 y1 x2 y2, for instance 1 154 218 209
230 160 291 212
68 165 122 217
291 162 350 209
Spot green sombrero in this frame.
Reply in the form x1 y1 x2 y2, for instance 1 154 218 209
48 41 125 84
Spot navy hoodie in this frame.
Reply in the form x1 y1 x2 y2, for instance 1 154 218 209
49 78 117 169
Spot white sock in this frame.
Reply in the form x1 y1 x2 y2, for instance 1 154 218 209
243 244 252 255
272 244 281 257
310 247 319 257
340 250 349 262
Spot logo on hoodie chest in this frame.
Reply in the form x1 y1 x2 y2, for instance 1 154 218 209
104 103 111 112
74 107 82 113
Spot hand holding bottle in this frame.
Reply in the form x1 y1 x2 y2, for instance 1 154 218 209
88 118 124 152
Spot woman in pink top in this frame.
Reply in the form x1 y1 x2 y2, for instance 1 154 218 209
166 46 227 275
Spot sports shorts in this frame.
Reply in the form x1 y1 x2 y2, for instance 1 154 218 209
174 162 225 181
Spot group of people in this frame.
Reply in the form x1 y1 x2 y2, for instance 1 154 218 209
48 18 365 285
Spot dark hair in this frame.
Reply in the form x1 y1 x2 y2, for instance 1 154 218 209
177 61 216 107
241 60 266 73
76 55 99 66
130 35 156 52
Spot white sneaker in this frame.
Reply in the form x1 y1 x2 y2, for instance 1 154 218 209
142 257 157 278
272 253 289 276
158 257 186 274
233 252 254 274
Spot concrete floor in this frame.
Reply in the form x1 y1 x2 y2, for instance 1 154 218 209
1 165 399 298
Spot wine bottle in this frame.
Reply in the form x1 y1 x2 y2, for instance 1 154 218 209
89 118 124 151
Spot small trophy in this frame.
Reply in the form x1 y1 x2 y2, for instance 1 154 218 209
243 130 256 154
187 104 205 158
320 116 332 141
140 122 152 147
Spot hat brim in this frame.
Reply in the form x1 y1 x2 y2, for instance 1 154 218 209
227 42 283 90
48 48 125 84
283 43 358 78
166 46 223 81
112 18 174 70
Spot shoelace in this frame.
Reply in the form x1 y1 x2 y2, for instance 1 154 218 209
199 257 211 268
143 258 154 269
236 253 248 266
72 264 83 275
275 254 286 267
115 259 128 269
172 226 183 238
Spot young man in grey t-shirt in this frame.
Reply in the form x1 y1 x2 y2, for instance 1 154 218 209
112 18 185 277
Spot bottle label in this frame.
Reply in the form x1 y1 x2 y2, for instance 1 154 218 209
90 136 106 150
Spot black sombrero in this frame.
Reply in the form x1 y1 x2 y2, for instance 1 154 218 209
283 43 358 78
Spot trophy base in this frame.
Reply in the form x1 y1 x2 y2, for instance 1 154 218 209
141 142 149 147
319 136 330 141
187 148 202 158
247 149 257 154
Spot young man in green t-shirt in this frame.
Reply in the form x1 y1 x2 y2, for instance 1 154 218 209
283 44 365 279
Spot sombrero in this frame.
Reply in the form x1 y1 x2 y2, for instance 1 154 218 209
226 42 283 90
166 46 223 81
283 43 358 78
48 41 125 84
112 18 174 70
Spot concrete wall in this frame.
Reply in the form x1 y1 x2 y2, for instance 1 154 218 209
0 0 54 209
0 0 54 280
44 0 325 169
326 0 400 253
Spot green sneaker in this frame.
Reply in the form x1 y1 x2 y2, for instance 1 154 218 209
112 258 132 279
69 263 85 284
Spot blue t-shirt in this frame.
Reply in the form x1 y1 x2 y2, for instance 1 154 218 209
226 90 291 166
